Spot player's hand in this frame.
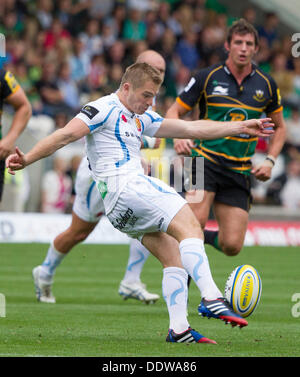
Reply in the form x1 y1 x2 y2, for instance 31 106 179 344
174 139 194 155
242 118 275 137
251 159 273 181
5 146 26 175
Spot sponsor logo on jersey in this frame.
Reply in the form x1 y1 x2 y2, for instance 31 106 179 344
135 118 142 132
114 208 138 230
212 85 229 95
184 77 196 92
97 180 107 199
5 71 19 93
80 105 99 119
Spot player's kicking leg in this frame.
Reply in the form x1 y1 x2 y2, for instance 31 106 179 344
118 238 160 304
165 204 248 328
142 231 216 344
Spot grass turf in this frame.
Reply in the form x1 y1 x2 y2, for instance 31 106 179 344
0 243 299 357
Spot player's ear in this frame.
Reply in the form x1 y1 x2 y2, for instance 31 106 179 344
224 40 230 53
122 82 131 94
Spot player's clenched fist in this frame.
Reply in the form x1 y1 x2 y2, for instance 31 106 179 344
6 146 26 175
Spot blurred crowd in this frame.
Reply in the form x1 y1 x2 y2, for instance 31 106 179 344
1 0 300 212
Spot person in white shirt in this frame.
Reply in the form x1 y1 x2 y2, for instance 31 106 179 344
26 51 166 306
7 62 273 344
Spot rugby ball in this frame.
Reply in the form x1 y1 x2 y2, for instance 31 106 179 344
224 265 262 318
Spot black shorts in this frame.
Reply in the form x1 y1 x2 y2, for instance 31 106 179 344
191 157 252 212
0 159 4 202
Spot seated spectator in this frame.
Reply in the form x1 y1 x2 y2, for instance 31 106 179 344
14 60 42 114
79 18 104 59
288 58 300 107
88 54 108 92
270 52 294 104
101 21 117 51
36 0 54 30
57 61 80 113
41 155 72 214
175 29 200 71
122 9 147 42
257 12 279 48
266 159 300 208
35 60 69 117
43 18 72 51
106 40 126 67
104 3 126 39
103 63 123 94
68 37 91 91
285 107 300 149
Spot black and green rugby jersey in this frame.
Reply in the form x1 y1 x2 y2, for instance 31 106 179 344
176 62 283 175
0 69 20 139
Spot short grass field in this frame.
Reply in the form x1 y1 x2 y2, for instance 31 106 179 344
0 242 299 358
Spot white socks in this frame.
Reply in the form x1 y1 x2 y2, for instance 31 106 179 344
39 243 66 282
179 238 222 300
122 239 150 283
162 267 189 333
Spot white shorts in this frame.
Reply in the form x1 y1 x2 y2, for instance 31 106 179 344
73 180 105 223
107 174 187 240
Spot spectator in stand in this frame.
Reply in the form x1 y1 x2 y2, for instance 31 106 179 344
36 0 54 30
101 21 117 51
41 155 72 214
87 54 108 93
122 8 147 42
106 40 126 68
88 0 114 19
288 58 300 108
57 61 80 114
0 10 24 37
285 106 300 150
14 60 42 114
270 52 294 105
267 159 300 208
175 65 191 95
56 0 74 30
257 12 279 48
104 3 126 39
43 18 71 52
254 37 272 72
79 18 104 60
68 37 90 91
175 29 200 71
242 6 257 26
103 63 123 94
35 60 69 117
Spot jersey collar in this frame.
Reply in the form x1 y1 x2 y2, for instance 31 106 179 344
223 61 257 77
112 92 136 118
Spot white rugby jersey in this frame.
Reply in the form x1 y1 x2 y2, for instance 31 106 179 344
74 156 95 198
75 92 164 213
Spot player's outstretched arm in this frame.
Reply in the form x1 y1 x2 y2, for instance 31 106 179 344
155 118 274 140
6 118 90 175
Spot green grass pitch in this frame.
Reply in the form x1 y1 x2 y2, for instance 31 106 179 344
0 243 299 357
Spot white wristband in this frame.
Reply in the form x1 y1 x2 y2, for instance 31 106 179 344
142 136 156 149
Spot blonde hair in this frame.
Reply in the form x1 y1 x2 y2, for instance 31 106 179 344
120 62 162 90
